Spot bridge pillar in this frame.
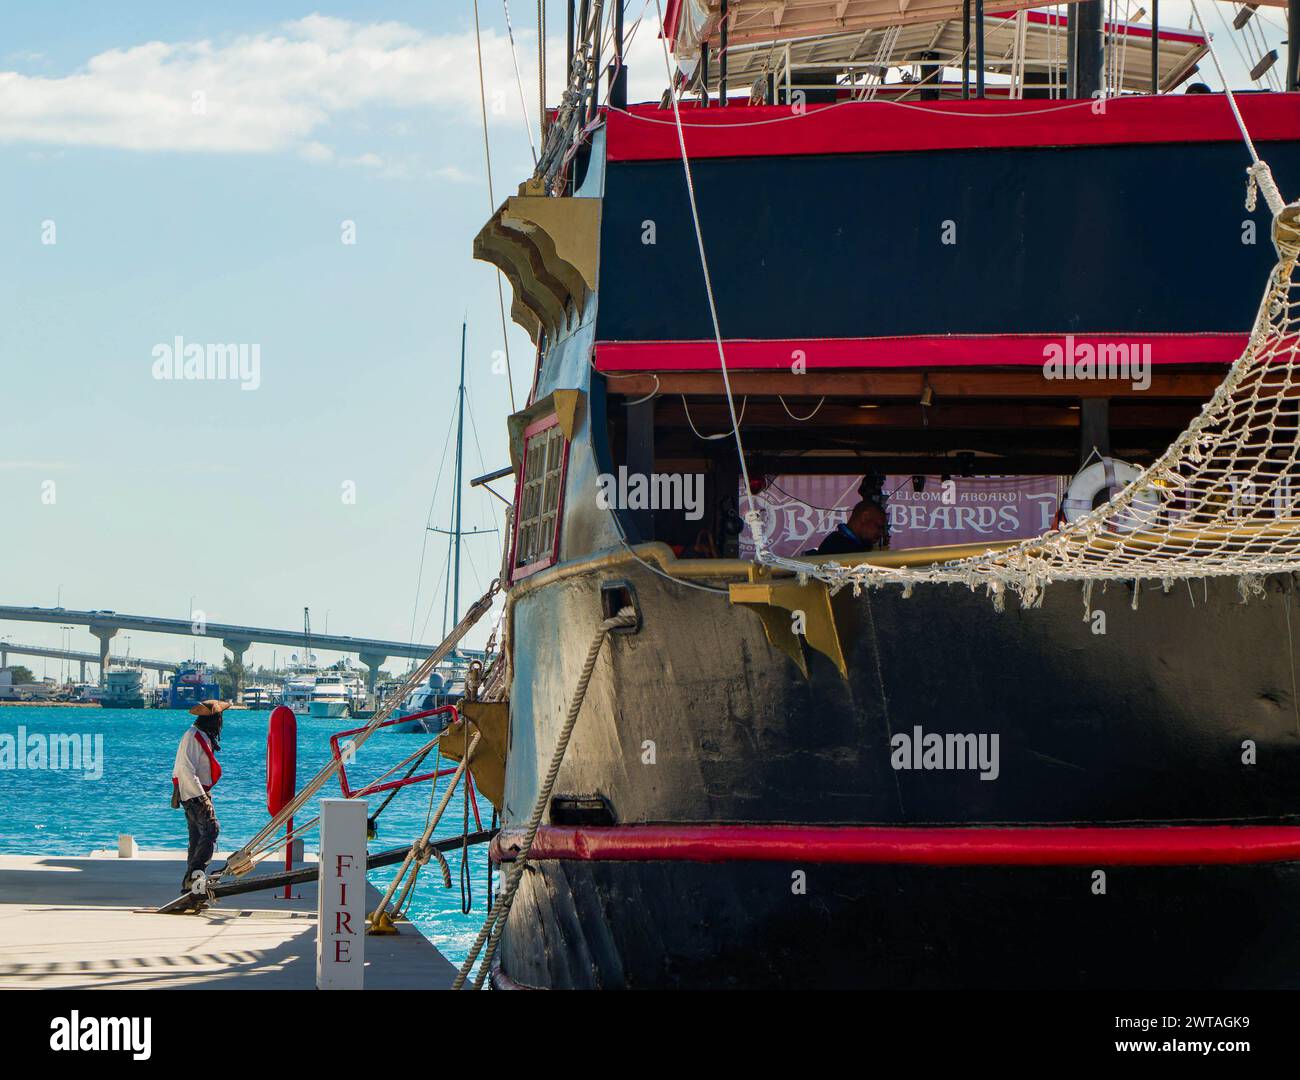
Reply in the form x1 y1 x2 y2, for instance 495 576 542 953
223 639 251 701
80 660 86 682
90 628 117 680
359 653 387 708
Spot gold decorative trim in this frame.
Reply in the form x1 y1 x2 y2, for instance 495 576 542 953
474 196 601 344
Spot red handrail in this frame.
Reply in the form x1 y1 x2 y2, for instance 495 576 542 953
491 823 1300 867
329 706 482 829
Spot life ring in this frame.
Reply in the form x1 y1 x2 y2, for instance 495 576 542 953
1061 458 1160 527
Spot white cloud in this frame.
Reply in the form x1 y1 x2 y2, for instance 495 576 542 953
299 140 334 163
0 14 562 155
434 164 473 183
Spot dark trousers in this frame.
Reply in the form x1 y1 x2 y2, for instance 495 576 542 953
182 794 220 887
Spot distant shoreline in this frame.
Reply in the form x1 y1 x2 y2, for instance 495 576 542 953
0 700 252 709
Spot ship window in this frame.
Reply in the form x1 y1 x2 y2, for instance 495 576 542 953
512 414 570 579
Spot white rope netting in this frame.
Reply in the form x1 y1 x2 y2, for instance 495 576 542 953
760 183 1300 608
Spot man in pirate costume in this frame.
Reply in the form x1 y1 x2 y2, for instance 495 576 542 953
172 699 230 895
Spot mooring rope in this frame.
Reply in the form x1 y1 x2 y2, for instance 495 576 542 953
218 582 500 879
452 606 635 989
369 732 482 929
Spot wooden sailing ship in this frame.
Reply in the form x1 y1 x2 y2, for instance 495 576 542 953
469 0 1300 988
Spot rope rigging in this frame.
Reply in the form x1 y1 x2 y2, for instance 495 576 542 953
454 606 637 989
472 0 517 411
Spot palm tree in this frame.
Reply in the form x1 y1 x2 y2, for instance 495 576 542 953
221 654 246 702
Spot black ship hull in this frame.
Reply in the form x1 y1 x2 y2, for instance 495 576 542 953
494 557 1300 988
494 860 1300 990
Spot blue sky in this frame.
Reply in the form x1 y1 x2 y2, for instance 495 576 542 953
0 3 582 676
0 2 1284 679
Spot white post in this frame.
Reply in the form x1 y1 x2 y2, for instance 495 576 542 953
316 798 368 990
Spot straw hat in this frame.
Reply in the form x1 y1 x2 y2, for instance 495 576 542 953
189 699 233 717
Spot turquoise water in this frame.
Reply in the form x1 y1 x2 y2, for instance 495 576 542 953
0 704 493 965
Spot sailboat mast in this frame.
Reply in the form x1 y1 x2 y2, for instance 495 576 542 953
452 319 467 628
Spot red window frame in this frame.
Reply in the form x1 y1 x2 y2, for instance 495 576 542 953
510 413 571 581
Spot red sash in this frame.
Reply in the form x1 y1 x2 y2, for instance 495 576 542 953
173 729 222 797
194 730 222 790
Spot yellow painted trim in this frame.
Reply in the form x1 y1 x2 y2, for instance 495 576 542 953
473 196 601 344
505 538 1049 600
552 389 582 441
503 196 600 291
730 579 847 678
506 389 587 468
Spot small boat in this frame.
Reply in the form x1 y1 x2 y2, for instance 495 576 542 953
240 685 277 709
166 661 220 710
386 671 461 733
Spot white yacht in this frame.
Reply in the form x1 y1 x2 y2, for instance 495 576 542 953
307 671 364 719
281 667 318 716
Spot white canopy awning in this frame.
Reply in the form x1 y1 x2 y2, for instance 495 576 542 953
689 9 1208 96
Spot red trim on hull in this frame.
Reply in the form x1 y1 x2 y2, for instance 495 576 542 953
606 94 1300 163
594 334 1245 372
492 824 1300 867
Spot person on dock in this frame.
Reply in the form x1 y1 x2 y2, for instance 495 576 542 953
811 500 888 556
172 699 229 895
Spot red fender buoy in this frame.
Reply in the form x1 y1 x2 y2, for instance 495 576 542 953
266 705 297 816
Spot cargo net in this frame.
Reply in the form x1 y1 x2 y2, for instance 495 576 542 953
759 176 1300 609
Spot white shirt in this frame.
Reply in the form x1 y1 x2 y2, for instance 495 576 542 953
173 728 216 802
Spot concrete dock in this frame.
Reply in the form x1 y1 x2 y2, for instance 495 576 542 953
0 849 457 989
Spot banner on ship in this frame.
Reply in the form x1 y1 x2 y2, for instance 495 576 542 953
738 474 1066 558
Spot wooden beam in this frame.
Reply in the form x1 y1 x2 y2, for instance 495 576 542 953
655 400 1198 429
605 369 1230 399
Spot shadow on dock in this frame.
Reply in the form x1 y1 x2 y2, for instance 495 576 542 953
0 851 456 989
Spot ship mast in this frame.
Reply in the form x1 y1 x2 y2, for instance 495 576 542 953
1070 0 1104 99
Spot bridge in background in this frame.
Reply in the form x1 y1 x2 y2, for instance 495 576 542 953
0 642 179 682
0 606 439 696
